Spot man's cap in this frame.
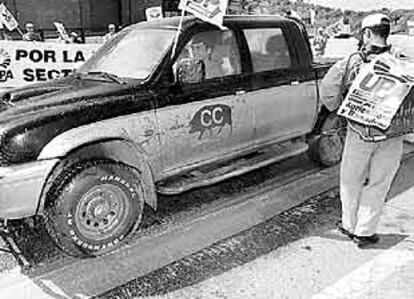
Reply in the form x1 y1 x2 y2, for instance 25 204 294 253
25 22 34 28
108 24 115 29
361 13 390 30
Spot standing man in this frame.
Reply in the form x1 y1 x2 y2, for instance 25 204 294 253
188 32 227 79
320 13 407 248
22 22 42 41
103 24 116 43
69 32 82 44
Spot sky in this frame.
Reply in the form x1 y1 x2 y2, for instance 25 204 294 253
310 0 414 11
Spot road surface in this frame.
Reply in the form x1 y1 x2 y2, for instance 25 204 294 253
0 144 413 298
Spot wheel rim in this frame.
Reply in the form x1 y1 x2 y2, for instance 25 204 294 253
75 183 131 241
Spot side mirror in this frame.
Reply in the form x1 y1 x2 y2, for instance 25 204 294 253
176 58 205 84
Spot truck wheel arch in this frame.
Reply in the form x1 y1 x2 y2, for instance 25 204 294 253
37 139 157 215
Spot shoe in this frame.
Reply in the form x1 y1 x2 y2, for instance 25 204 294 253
335 221 355 240
353 234 380 248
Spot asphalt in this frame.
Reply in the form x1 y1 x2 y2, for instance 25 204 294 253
97 189 341 299
0 153 335 299
119 154 414 299
143 189 414 299
1 146 414 299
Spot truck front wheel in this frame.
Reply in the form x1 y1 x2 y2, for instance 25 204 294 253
308 112 347 167
44 160 144 257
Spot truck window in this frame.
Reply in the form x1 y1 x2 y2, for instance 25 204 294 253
243 28 291 72
79 29 175 80
175 29 241 81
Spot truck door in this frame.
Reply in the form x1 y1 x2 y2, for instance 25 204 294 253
243 27 318 146
156 29 254 176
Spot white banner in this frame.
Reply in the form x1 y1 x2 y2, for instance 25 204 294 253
338 53 414 130
0 41 99 89
179 0 227 28
0 3 18 31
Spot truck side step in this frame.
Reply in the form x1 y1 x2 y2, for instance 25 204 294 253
156 141 309 195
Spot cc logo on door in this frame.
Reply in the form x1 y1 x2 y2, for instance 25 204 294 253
189 104 233 139
201 107 224 127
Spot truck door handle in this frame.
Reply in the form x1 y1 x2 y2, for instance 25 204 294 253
291 81 300 85
236 90 246 96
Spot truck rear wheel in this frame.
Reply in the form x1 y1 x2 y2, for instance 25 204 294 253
44 160 144 257
308 112 347 167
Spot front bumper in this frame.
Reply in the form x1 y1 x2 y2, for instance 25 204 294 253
0 159 59 219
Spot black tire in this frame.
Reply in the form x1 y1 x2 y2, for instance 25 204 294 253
44 160 144 257
308 112 347 167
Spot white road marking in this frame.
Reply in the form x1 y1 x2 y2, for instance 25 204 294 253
311 186 414 299
0 268 59 298
312 240 414 299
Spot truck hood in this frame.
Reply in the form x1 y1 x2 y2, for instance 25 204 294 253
0 75 154 165
0 75 142 124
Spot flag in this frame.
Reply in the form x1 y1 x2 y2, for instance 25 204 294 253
179 0 228 28
54 22 69 41
0 3 19 31
290 9 302 20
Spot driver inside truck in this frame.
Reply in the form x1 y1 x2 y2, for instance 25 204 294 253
175 30 240 83
189 32 226 79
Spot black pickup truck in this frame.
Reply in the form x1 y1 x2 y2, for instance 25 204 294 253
0 15 343 256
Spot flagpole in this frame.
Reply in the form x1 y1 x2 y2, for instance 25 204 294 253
171 9 185 59
16 27 24 37
310 0 316 37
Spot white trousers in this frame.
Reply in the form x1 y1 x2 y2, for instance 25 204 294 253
340 127 404 236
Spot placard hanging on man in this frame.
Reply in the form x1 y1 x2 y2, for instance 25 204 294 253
338 52 414 134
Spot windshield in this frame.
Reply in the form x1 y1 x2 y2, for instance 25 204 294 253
79 29 175 80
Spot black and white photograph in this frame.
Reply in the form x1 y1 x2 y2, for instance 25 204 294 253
0 0 413 298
